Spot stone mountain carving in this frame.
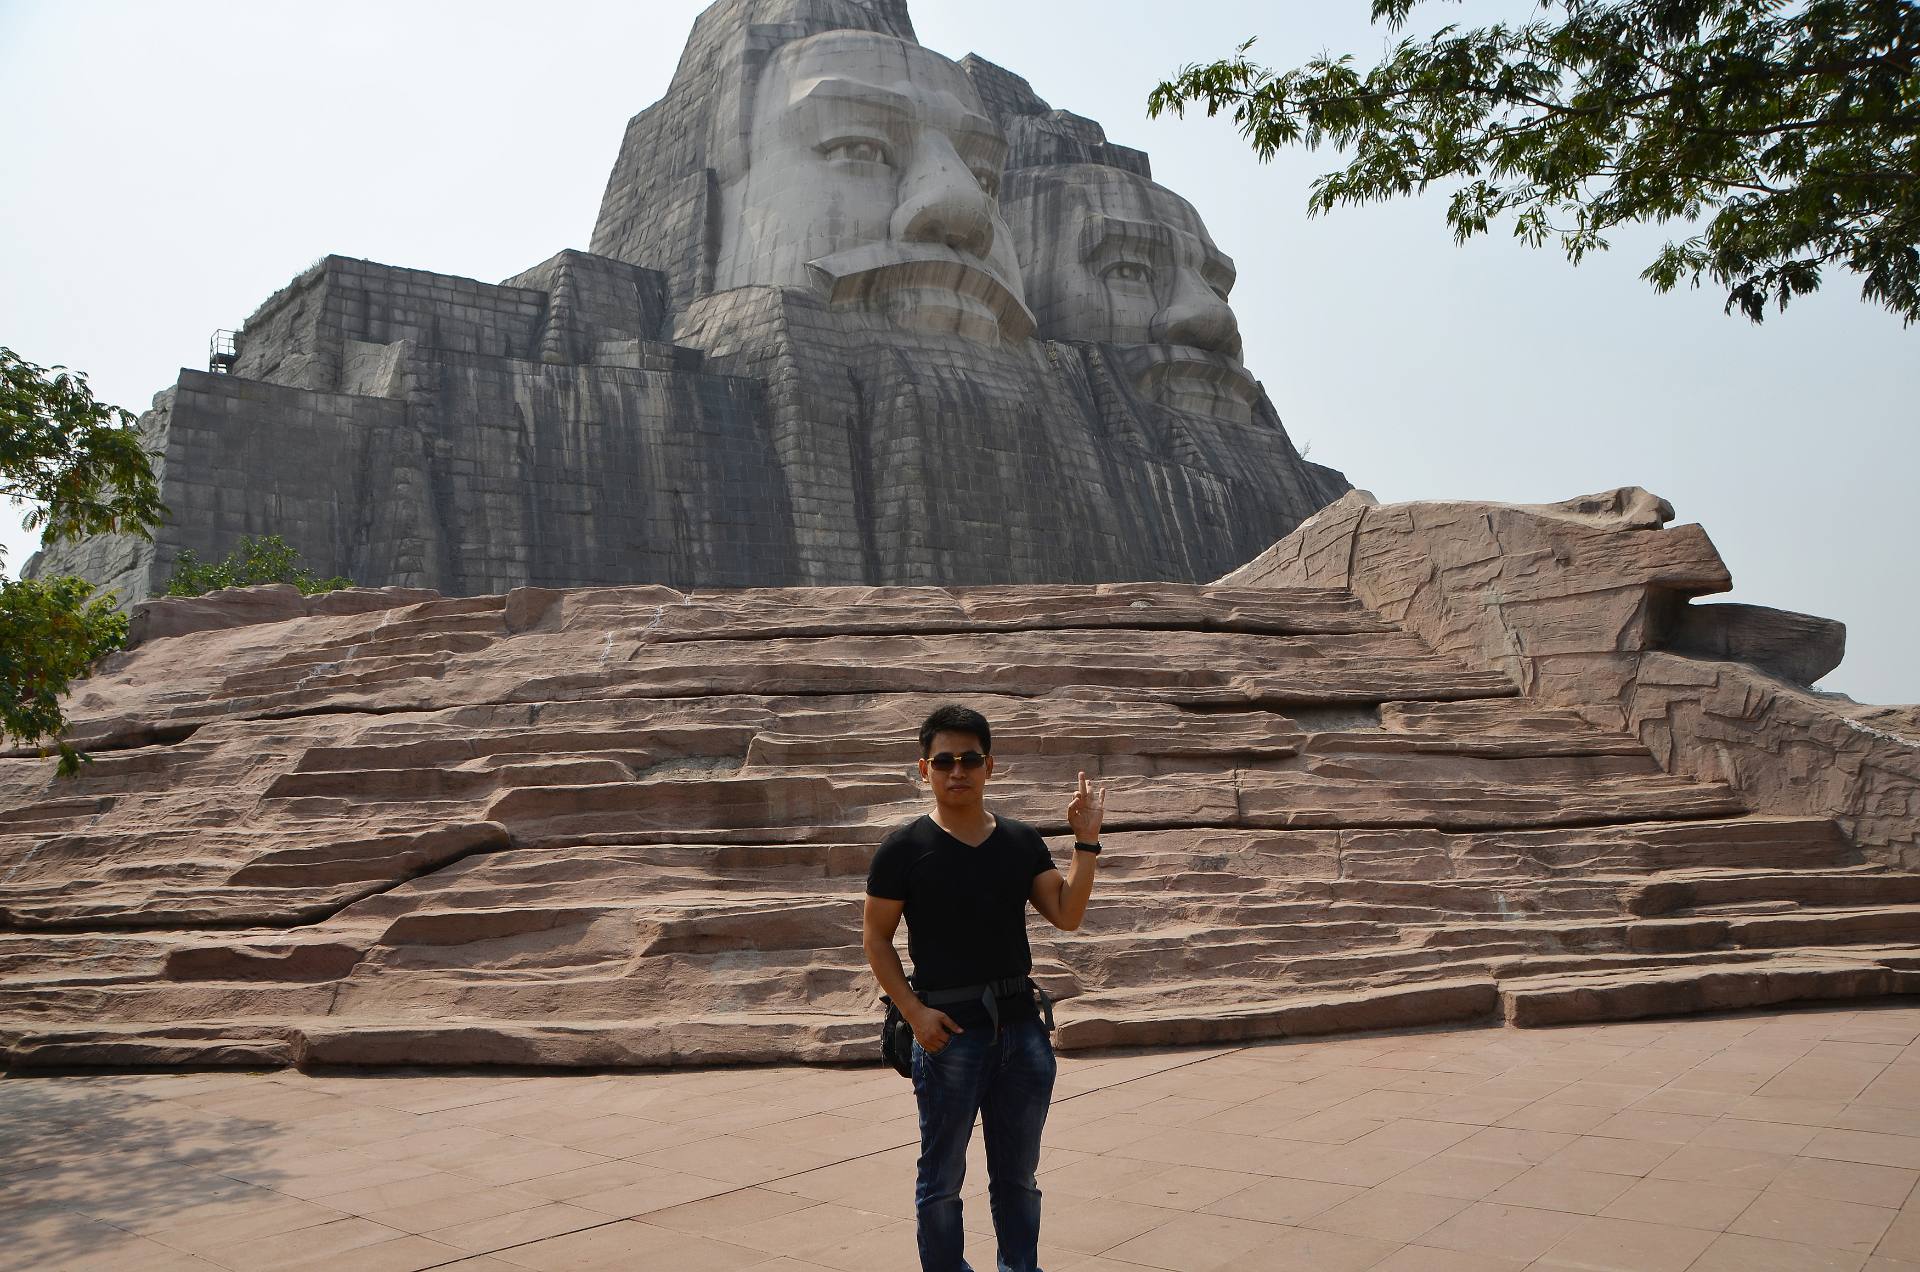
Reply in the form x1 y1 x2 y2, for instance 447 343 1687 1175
27 0 1344 603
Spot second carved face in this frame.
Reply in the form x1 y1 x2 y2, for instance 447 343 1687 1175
1004 164 1257 423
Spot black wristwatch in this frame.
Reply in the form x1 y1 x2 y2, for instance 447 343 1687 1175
1073 841 1102 856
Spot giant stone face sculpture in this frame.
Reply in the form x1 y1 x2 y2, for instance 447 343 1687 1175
715 30 1031 344
26 0 1346 601
1006 163 1256 422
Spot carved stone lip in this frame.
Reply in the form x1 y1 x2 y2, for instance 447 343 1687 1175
807 245 1037 344
1116 343 1259 420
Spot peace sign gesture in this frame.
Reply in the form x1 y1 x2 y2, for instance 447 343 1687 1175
1066 770 1105 843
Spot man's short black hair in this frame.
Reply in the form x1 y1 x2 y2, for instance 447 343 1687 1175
919 704 991 756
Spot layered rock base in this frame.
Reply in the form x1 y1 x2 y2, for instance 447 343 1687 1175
5 502 1918 1069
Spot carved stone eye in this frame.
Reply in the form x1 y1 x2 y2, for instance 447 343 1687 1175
1104 261 1154 286
972 167 1000 198
824 140 889 166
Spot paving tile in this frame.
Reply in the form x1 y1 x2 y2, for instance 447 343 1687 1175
1495 1100 1616 1135
1599 1175 1760 1230
1807 1130 1920 1171
1377 1152 1529 1200
270 1234 470 1272
1097 1210 1286 1272
512 1160 670 1202
799 1217 921 1272
1693 1117 1821 1154
1368 1245 1527 1271
1297 1185 1470 1242
1533 1213 1718 1271
1550 1081 1659 1112
1261 1142 1429 1187
147 1197 350 1256
1108 1164 1265 1211
196 1216 413 1270
1772 1157 1920 1209
1449 1125 1577 1166
1199 1174 1362 1223
1877 1208 1920 1262
1689 1231 1867 1271
1731 1095 1855 1127
493 1218 772 1271
1757 1059 1889 1104
1731 1190 1899 1254
1105 1125 1288 1174
721 1201 895 1259
1545 1133 1679 1177
305 1169 478 1215
1486 1165 1637 1215
426 1202 610 1254
1218 1223 1398 1270
1267 1109 1388 1144
1649 1142 1793 1189
641 1187 816 1235
570 1170 737 1218
1584 1108 1715 1144
1343 1117 1479 1155
358 1185 551 1236
1419 1094 1539 1126
1418 1199 1585 1262
440 1144 613 1188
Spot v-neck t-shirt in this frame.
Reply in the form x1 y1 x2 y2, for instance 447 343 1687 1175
866 813 1058 1029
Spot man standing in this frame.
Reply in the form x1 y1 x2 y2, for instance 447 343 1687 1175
863 704 1105 1272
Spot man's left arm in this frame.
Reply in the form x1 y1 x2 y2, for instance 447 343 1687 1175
1031 771 1104 932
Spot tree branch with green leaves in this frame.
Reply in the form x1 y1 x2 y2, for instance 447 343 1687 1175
1147 0 1920 322
2 347 164 775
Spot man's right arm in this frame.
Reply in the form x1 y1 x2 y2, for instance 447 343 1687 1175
862 894 963 1052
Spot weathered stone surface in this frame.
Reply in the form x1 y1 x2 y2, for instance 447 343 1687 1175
1231 488 1920 869
1669 601 1847 685
3 567 1917 1071
124 583 442 649
27 0 1343 603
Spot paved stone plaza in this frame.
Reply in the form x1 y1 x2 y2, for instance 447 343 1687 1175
8 1003 1920 1271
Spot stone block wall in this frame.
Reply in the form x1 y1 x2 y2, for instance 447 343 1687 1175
232 256 548 392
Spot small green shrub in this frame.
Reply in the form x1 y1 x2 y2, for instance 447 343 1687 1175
163 534 353 598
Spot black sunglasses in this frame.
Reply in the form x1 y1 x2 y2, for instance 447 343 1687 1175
926 751 988 771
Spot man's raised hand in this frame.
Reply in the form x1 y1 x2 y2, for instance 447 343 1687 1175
1067 770 1105 843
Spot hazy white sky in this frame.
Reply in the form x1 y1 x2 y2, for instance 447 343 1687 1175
2 1 1913 702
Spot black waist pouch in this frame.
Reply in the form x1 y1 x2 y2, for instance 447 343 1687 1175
880 994 914 1078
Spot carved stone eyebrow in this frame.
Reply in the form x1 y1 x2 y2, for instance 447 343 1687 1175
789 76 917 125
1080 213 1174 264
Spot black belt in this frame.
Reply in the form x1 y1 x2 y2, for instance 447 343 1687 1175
916 976 1055 1040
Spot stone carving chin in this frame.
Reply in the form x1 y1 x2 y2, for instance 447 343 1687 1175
716 28 1034 343
1007 163 1259 422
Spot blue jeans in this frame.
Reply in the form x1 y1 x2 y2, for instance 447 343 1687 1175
911 1016 1057 1272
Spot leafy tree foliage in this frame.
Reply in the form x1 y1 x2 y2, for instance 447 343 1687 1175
1148 0 1920 322
164 534 352 598
1 347 162 775
0 578 127 776
2 348 163 553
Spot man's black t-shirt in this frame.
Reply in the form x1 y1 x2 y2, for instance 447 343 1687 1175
866 813 1057 1030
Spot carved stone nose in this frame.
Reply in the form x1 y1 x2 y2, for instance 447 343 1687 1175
891 140 996 259
1153 274 1241 356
